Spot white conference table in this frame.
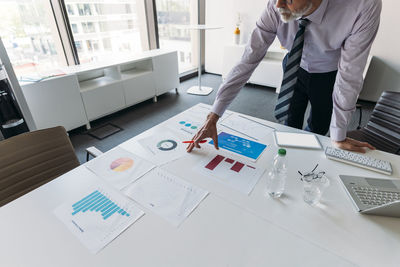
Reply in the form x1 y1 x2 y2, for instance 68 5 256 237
1 103 399 267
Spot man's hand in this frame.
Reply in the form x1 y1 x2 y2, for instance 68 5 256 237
332 137 376 153
186 112 220 153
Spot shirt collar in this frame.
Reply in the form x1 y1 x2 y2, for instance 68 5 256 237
303 0 328 25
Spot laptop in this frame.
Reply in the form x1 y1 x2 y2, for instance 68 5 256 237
339 175 400 218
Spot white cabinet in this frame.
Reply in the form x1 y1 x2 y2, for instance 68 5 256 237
122 72 155 106
21 50 179 130
120 59 155 106
222 45 286 93
152 52 179 96
80 82 125 121
20 74 87 131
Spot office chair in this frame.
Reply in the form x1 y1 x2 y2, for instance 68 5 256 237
0 126 80 207
347 91 400 155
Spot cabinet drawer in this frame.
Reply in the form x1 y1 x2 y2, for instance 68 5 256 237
81 82 125 121
122 72 155 106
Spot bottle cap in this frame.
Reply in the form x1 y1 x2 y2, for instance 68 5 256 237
278 148 286 156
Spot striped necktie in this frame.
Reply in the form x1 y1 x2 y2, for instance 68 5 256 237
274 18 310 123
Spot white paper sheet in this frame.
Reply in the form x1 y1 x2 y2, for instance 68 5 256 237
196 151 265 195
220 113 275 141
86 147 155 190
165 109 204 137
123 168 209 227
137 130 187 166
188 103 233 122
54 182 144 254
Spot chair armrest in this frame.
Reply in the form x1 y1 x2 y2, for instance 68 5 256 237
86 146 103 161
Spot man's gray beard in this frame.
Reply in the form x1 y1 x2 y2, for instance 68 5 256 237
278 1 313 23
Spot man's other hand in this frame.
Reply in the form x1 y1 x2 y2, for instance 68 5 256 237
332 137 376 153
186 112 220 153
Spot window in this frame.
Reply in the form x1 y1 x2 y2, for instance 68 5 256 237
67 4 75 16
0 0 67 77
65 0 149 64
0 0 198 77
77 4 92 16
82 22 95 34
71 24 79 34
155 0 198 73
75 41 83 52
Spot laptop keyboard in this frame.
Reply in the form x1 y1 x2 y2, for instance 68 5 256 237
352 186 400 206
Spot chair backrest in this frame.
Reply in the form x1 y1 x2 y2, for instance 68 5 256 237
0 126 80 207
363 91 400 154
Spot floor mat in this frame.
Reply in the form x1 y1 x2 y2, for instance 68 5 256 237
87 123 122 140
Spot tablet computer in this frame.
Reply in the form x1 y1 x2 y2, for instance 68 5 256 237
274 131 322 150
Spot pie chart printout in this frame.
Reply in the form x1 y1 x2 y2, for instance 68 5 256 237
110 158 134 172
157 140 178 151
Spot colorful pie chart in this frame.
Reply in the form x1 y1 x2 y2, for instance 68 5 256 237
110 158 134 172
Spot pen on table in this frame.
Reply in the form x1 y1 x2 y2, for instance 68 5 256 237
182 140 207 144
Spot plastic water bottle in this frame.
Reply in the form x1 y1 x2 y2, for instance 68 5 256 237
266 148 287 198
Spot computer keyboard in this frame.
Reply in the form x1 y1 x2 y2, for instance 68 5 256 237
352 186 400 206
325 147 393 175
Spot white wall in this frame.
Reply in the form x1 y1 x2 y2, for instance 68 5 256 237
205 0 400 101
205 0 274 74
359 0 400 101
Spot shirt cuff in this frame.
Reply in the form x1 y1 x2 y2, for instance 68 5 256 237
211 100 226 118
329 126 347 142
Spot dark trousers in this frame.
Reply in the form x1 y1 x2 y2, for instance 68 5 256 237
282 56 337 135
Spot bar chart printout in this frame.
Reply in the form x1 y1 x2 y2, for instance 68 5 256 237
54 183 144 254
198 153 265 195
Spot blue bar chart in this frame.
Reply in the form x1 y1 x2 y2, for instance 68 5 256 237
71 190 130 220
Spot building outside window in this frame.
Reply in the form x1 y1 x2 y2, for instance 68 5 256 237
71 24 79 34
156 0 198 73
65 0 149 64
66 4 75 16
0 0 67 78
82 22 95 34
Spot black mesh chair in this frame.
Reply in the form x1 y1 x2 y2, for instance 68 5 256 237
347 91 400 155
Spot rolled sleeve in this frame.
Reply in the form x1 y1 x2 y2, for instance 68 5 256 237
330 0 382 141
211 0 279 117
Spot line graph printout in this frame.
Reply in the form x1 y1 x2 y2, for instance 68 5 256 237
123 168 209 227
86 147 155 190
220 113 275 141
196 152 265 195
54 183 144 253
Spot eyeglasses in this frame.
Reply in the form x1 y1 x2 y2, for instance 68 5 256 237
298 164 326 181
280 0 294 5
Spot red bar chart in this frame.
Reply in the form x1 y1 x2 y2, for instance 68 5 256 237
198 153 264 195
204 154 254 174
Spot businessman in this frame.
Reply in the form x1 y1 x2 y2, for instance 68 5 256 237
187 0 380 153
